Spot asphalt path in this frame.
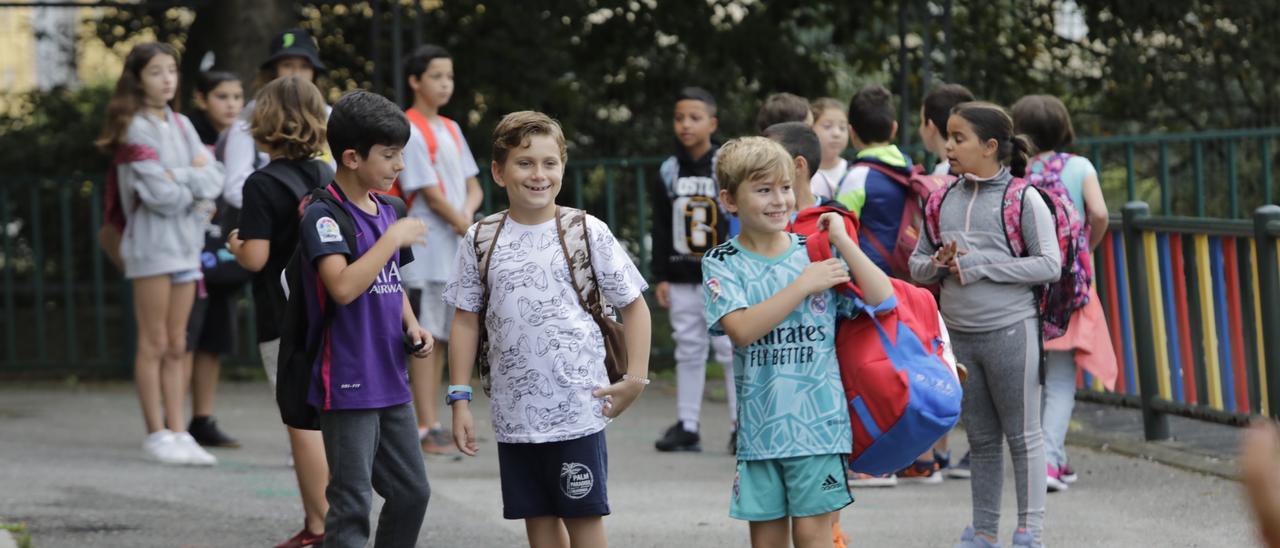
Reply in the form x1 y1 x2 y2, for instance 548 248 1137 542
0 382 1255 547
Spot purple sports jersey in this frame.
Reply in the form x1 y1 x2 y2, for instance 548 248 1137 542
300 186 415 411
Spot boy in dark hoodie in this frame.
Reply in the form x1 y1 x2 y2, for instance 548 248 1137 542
833 84 915 275
652 87 737 453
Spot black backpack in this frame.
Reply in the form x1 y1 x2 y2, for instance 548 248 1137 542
275 184 407 430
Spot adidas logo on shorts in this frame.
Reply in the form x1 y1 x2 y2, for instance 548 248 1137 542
821 474 842 492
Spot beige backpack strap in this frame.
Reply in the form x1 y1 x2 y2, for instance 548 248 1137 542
472 210 508 395
554 206 598 315
474 211 509 286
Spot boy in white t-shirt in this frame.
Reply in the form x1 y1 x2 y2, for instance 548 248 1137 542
398 44 484 454
444 111 652 548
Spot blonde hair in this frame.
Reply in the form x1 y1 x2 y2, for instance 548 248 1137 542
250 76 328 161
715 136 794 196
492 111 567 165
810 97 845 121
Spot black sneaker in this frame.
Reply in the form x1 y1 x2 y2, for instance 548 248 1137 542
728 430 738 455
654 422 701 452
189 416 241 448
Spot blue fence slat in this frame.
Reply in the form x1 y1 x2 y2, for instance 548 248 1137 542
1114 231 1139 395
1210 237 1237 412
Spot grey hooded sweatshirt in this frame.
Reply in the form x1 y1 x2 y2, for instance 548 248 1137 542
117 108 225 279
909 167 1061 333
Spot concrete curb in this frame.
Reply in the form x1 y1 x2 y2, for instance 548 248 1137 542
1067 429 1239 481
0 529 16 548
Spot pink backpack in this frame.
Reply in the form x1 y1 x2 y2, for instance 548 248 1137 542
923 159 1090 340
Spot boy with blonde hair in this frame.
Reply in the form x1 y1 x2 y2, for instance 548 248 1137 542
704 137 893 547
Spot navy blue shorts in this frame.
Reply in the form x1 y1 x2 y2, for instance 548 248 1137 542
497 430 610 520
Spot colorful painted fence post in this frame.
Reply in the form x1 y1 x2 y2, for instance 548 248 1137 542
1122 202 1171 440
1255 205 1280 420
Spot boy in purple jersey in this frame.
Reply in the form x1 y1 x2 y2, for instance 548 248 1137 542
298 90 433 547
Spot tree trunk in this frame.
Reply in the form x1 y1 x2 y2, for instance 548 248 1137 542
181 0 297 100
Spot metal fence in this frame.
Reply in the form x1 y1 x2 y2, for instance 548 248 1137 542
4 128 1280 388
1082 203 1280 439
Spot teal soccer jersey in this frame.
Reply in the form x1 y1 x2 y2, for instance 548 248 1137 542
702 233 853 461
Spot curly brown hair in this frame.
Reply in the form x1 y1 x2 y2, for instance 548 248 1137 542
250 76 328 161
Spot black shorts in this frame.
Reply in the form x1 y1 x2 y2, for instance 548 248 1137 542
187 285 239 354
408 287 422 317
497 430 610 520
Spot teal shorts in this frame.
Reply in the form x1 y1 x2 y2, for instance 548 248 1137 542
730 454 853 521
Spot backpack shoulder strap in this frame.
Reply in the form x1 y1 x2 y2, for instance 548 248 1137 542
1001 178 1033 257
260 161 316 202
473 211 509 289
923 178 960 247
405 108 440 163
852 159 911 186
554 207 602 315
438 115 465 153
374 193 408 220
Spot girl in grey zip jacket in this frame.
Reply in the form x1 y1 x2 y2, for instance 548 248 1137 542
118 107 225 279
908 167 1060 332
909 101 1058 548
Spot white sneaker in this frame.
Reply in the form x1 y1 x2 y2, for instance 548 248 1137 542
142 430 188 465
173 431 218 466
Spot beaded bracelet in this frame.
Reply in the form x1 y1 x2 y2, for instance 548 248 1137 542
621 374 650 385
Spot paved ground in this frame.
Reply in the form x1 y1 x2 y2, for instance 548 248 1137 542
0 381 1257 547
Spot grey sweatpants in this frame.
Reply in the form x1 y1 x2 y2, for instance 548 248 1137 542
319 403 430 548
952 318 1046 543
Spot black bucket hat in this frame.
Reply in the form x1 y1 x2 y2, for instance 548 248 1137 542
260 28 327 72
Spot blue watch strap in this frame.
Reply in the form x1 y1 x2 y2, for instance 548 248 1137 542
446 391 473 405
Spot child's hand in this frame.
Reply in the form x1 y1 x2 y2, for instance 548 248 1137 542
226 228 244 254
387 218 428 248
796 258 850 295
452 402 478 456
933 240 958 266
191 154 208 168
593 378 645 418
406 326 434 358
655 281 671 309
817 212 850 243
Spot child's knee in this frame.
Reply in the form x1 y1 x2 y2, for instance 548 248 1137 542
164 335 187 361
136 331 168 357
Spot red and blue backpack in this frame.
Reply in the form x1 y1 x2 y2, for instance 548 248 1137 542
795 208 962 474
923 158 1091 340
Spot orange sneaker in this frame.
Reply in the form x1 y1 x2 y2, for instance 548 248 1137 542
833 521 849 548
896 459 942 484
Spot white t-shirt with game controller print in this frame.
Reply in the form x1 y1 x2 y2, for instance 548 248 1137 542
443 214 647 443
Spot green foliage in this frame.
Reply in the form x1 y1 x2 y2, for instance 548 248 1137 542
0 85 111 177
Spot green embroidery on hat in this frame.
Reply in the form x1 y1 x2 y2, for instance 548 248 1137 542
283 33 296 48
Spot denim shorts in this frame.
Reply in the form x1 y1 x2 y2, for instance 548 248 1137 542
170 269 203 284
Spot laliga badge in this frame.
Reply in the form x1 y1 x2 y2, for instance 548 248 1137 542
316 217 342 243
705 278 723 302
